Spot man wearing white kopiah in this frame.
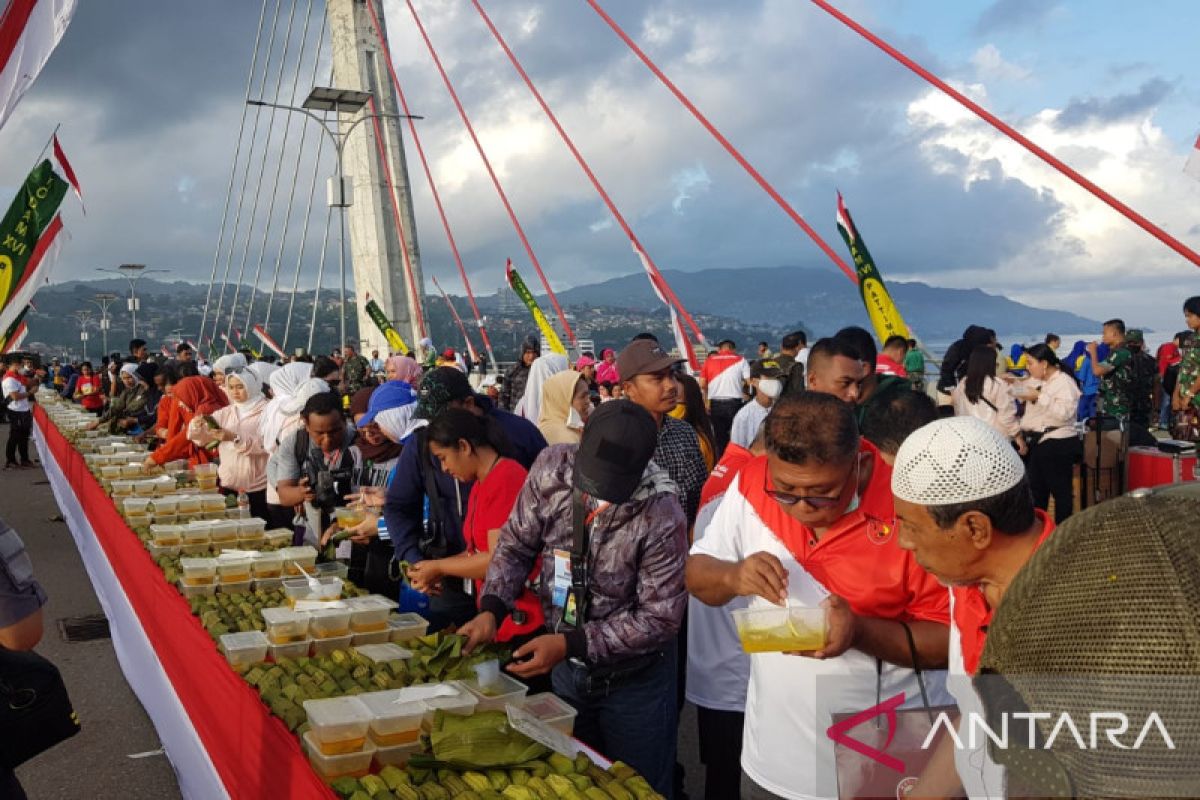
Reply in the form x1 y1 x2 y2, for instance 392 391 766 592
686 392 951 800
891 416 1054 799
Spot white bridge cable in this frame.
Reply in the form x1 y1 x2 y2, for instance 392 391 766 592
244 0 319 335
263 5 327 340
197 0 270 350
307 205 335 354
209 0 287 353
282 78 332 353
222 0 302 346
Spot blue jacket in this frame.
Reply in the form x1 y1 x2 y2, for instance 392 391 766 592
383 396 547 564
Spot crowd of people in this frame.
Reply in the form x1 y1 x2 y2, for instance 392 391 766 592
3 293 1200 799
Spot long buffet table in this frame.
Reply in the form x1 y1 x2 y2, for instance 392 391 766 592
34 405 335 800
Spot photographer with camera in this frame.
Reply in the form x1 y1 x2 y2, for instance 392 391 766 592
273 392 362 547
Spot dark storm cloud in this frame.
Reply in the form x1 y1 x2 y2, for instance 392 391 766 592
1055 78 1173 129
972 0 1059 36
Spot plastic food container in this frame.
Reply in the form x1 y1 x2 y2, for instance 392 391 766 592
387 613 429 643
252 551 284 578
209 521 238 544
132 479 158 497
119 463 144 479
280 546 318 576
262 607 310 645
283 576 343 605
178 581 217 598
179 557 217 585
269 638 311 661
147 541 181 559
308 607 353 639
254 576 283 592
219 579 252 595
123 498 153 522
315 561 349 581
301 730 375 780
302 697 372 753
152 476 178 497
100 465 123 479
219 630 269 670
458 673 529 713
372 740 421 768
346 595 396 633
310 633 353 657
216 554 255 583
351 630 390 647
421 683 477 722
237 517 267 537
224 507 246 520
731 604 827 653
264 529 292 549
149 524 183 546
152 495 179 514
111 480 135 497
520 692 578 735
176 495 203 514
351 643 412 664
201 494 227 513
358 691 425 746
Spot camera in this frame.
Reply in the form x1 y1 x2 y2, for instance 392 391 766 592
305 460 354 511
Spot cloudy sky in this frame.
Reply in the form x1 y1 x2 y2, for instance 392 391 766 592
3 0 1199 335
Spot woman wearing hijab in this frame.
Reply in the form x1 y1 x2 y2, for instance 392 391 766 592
514 353 568 423
211 353 248 389
245 361 280 399
385 354 422 386
350 386 406 481
133 362 162 435
143 376 229 469
596 348 619 385
88 363 149 434
536 369 590 445
263 375 330 529
207 370 270 520
261 361 314 454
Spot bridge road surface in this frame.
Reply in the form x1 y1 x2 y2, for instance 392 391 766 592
3 456 182 799
2 444 708 800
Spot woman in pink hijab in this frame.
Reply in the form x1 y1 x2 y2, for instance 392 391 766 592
385 355 423 386
595 348 620 385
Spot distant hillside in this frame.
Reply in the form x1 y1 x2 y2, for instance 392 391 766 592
529 266 1101 341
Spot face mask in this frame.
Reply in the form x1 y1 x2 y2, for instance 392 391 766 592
567 406 586 430
758 378 782 400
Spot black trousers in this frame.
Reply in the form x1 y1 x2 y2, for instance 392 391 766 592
709 399 744 458
698 706 745 800
6 409 32 465
1028 436 1080 524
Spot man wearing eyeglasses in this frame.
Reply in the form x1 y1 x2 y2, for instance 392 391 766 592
686 392 949 800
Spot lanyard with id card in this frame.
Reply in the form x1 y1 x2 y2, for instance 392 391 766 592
559 488 609 628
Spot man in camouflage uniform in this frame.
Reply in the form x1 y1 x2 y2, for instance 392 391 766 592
341 344 373 395
1087 318 1133 421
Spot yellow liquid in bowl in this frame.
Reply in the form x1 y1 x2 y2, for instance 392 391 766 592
736 622 825 653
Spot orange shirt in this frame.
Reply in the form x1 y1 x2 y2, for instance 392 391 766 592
951 509 1055 674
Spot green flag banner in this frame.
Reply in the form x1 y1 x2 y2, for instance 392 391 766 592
505 259 566 356
0 304 29 352
0 160 68 316
835 192 910 344
364 294 410 355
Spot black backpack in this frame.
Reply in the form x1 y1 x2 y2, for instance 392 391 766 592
1129 351 1157 417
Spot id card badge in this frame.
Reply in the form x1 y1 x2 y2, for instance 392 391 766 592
552 548 571 611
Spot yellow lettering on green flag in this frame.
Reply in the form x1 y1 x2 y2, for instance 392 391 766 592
363 295 410 355
505 260 566 355
0 161 68 316
835 192 910 344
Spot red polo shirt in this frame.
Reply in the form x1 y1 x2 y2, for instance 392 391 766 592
741 443 949 625
951 509 1055 674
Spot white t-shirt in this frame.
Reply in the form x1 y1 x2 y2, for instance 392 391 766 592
2 376 30 413
797 347 810 369
691 476 950 800
703 353 751 400
947 592 1007 799
686 484 751 712
730 400 771 449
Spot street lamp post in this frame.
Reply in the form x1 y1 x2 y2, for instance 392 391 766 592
97 264 169 341
88 292 118 357
69 311 93 363
247 88 421 356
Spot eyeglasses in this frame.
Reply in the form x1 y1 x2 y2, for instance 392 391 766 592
764 459 860 509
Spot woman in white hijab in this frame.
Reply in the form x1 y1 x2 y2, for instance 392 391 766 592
245 361 281 399
211 353 248 388
206 370 271 520
262 366 328 529
514 353 568 423
260 361 314 455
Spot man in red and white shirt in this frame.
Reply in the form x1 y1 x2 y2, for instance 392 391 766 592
699 339 750 458
687 392 950 799
892 416 1054 799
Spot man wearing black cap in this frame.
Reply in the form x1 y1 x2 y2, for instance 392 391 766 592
381 367 547 630
461 400 688 797
618 338 708 529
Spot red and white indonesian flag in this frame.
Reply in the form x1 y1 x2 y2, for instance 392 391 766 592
3 320 26 352
0 212 62 337
1185 131 1200 182
252 324 285 359
52 132 83 206
631 238 700 372
0 0 78 132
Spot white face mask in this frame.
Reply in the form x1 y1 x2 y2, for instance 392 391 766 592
567 406 586 430
758 378 783 400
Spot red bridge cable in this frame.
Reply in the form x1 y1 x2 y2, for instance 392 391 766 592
363 0 496 361
365 95 428 339
584 0 859 285
432 275 479 361
470 0 708 345
405 0 578 346
806 0 1200 270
